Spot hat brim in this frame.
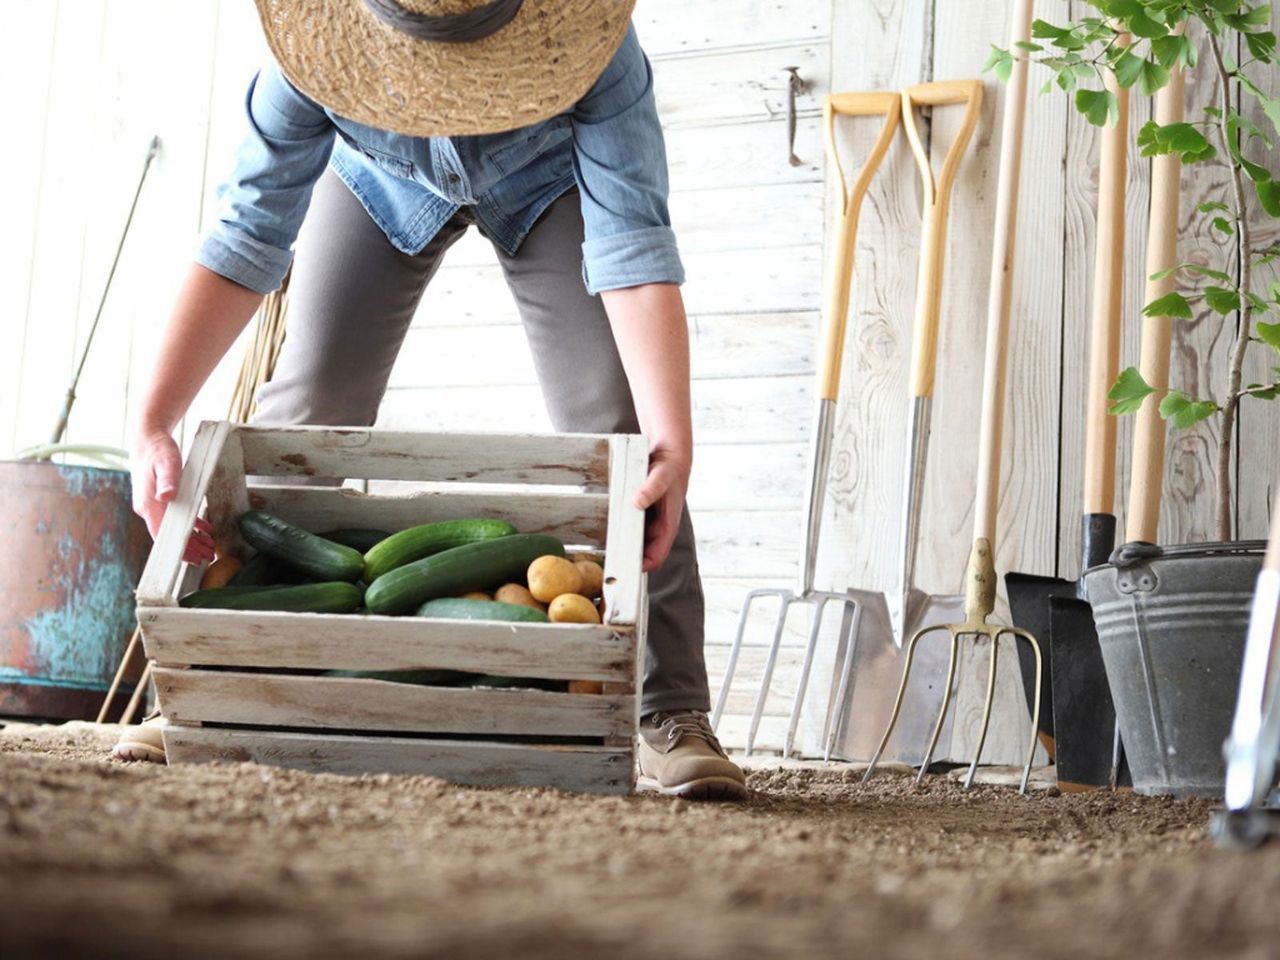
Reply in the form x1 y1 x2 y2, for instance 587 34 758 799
255 0 636 136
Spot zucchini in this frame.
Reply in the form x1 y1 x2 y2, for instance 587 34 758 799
179 581 362 613
362 518 517 583
364 533 566 616
318 528 393 553
415 597 550 624
238 511 364 582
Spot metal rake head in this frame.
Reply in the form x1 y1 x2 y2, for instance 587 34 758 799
712 587 861 759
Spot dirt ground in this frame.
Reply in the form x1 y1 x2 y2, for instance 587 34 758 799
1 722 1277 960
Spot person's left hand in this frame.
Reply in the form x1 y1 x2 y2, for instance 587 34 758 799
632 443 691 573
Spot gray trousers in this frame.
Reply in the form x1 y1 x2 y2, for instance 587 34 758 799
252 170 710 715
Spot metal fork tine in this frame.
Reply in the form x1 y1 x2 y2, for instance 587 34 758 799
962 633 1001 789
746 594 793 756
784 596 831 759
1008 627 1043 795
712 589 764 729
863 622 941 783
915 629 961 785
823 598 863 762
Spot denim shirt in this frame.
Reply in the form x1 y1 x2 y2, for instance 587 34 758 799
196 24 682 296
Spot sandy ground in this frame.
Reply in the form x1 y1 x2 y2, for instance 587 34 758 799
1 721 1277 960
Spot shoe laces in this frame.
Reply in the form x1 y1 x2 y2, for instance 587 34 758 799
650 711 726 756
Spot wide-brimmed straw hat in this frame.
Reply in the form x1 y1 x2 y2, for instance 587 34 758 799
254 0 636 136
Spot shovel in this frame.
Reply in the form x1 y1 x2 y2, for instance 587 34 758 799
864 0 1043 794
711 92 902 758
819 81 984 764
1005 34 1132 790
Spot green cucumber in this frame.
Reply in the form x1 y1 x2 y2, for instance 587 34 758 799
362 518 517 583
227 552 308 587
239 511 364 582
364 533 565 616
415 597 550 623
318 528 394 553
179 582 362 613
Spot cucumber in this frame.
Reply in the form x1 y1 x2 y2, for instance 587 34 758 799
238 511 365 582
362 518 517 583
179 582 362 613
318 528 393 553
227 552 308 587
415 597 550 624
364 533 566 616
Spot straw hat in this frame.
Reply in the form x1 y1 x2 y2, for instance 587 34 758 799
254 0 637 136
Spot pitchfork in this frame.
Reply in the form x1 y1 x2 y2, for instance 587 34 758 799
710 92 901 758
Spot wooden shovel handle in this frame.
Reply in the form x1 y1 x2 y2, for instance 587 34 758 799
1127 55 1187 544
973 0 1032 544
1267 493 1280 571
818 93 903 401
1083 34 1131 516
901 79 984 399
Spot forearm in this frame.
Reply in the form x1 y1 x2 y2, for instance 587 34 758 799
600 283 692 460
133 264 264 436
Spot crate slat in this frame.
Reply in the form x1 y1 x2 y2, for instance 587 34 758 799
602 435 649 627
162 725 635 794
245 484 609 546
238 426 611 487
153 668 636 738
139 607 636 681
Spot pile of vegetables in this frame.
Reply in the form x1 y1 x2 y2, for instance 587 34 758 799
180 511 606 626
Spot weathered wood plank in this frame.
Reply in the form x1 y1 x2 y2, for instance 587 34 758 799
665 118 824 191
687 442 808 511
245 484 610 545
163 725 635 794
602 435 649 627
138 607 636 681
153 668 635 737
237 425 611 487
637 0 829 56
693 509 800 580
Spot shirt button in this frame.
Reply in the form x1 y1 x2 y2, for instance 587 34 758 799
448 174 460 184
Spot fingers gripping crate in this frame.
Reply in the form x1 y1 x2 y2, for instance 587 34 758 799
135 421 648 795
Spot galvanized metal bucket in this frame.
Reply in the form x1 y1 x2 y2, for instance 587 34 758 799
1084 541 1264 798
0 460 149 719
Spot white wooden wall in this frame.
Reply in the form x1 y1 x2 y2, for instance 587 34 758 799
3 1 1276 756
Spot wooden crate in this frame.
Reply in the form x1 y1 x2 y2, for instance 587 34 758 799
135 421 648 795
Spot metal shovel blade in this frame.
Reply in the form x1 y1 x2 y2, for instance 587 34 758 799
1047 594 1130 789
820 587 965 764
1005 571 1067 754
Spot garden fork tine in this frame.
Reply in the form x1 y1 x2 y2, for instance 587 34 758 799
712 92 901 757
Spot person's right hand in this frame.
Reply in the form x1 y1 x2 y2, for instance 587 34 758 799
129 428 216 565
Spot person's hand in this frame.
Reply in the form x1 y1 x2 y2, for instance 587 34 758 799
129 427 215 565
633 443 691 573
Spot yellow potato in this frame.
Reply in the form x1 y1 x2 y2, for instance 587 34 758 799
526 555 584 604
568 679 606 695
494 583 546 611
574 560 605 600
548 593 601 624
199 555 242 590
458 591 492 601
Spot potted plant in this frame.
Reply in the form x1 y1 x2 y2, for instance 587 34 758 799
987 0 1278 796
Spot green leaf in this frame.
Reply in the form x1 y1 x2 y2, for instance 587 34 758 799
1214 216 1236 235
1077 88 1118 126
1151 33 1197 69
1258 320 1280 351
1125 10 1170 38
1257 179 1280 217
1246 382 1280 400
1198 200 1230 214
1136 120 1216 163
1149 262 1234 284
983 45 1015 82
1014 40 1044 53
1108 366 1156 415
1204 285 1242 314
1143 291 1194 319
1262 96 1280 137
1159 391 1220 429
1246 30 1278 63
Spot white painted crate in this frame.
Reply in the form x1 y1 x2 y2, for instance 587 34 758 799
135 422 648 794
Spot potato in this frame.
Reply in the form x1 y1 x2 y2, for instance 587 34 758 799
548 593 601 624
574 560 605 600
199 555 242 590
527 555 584 603
494 583 545 611
568 679 606 695
458 591 491 601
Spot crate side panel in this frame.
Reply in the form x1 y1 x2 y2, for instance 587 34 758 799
237 427 611 487
245 485 609 546
163 725 635 794
153 668 635 738
138 608 636 682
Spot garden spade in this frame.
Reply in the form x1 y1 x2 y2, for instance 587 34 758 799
820 80 984 764
1005 36 1131 790
889 80 985 648
711 92 902 758
864 0 1043 794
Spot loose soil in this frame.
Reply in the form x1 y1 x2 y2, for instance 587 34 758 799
1 722 1276 960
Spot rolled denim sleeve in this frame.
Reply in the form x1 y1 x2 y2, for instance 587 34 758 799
571 26 684 294
196 66 335 294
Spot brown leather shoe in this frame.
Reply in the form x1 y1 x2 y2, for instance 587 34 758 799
637 710 747 800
